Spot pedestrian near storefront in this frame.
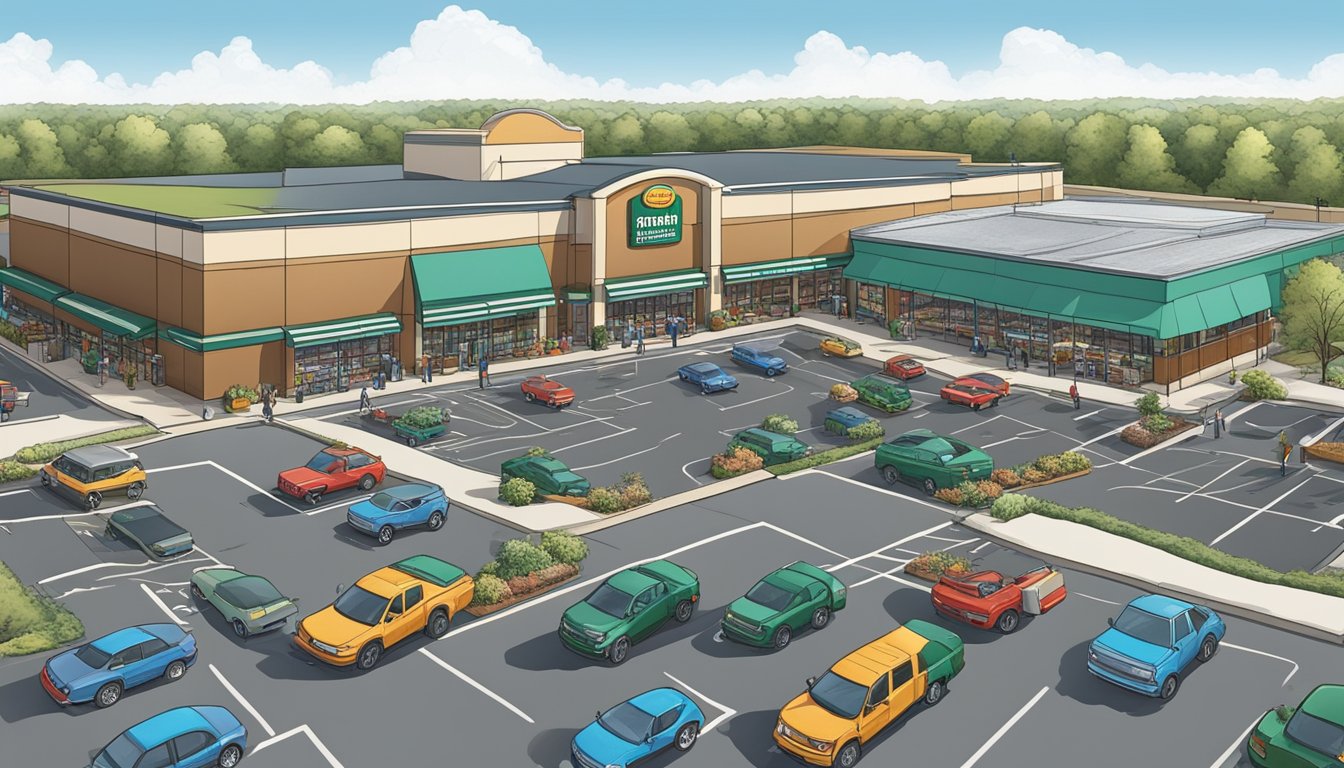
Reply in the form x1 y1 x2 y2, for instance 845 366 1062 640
1213 408 1225 438
667 318 679 348
1020 346 1029 369
358 386 371 414
1069 378 1081 409
97 355 108 387
261 388 274 423
421 354 432 383
1005 348 1016 371
478 356 490 389
636 325 645 355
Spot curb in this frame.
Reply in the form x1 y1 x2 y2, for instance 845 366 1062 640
562 469 775 536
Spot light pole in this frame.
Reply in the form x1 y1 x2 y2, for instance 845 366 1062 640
1315 196 1330 222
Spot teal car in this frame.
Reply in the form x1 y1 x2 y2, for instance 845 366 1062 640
500 455 590 497
727 428 810 466
1249 684 1344 767
852 374 913 413
559 560 700 665
875 428 994 495
191 568 299 639
721 562 846 650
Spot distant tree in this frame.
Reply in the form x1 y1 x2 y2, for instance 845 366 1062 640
15 119 70 178
834 112 872 147
1280 259 1344 383
963 111 1013 161
1115 124 1197 193
1009 111 1066 162
1172 124 1222 191
109 115 172 177
236 124 283 171
1064 113 1128 185
1284 126 1344 206
1207 127 1282 201
175 123 235 174
760 111 792 147
309 125 367 166
281 115 323 165
606 113 645 155
645 111 697 153
0 133 21 178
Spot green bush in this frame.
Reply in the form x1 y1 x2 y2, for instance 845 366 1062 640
493 539 555 581
540 531 588 565
13 425 160 464
470 574 511 606
394 406 444 430
590 325 610 351
223 384 260 403
478 560 499 577
1055 451 1093 474
846 420 885 441
956 480 990 508
761 414 799 434
0 461 36 484
0 320 28 348
767 437 885 476
1135 392 1163 418
586 487 622 514
1328 370 1344 389
498 477 537 506
0 560 84 656
525 446 548 458
990 493 1033 521
1242 369 1288 400
1142 413 1174 433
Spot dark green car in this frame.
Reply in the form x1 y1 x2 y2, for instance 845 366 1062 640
558 560 699 665
721 561 846 649
727 428 810 466
500 455 590 497
874 428 994 495
1249 684 1344 767
852 374 913 412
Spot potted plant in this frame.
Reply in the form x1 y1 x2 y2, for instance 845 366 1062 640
223 384 253 413
124 366 137 390
590 325 610 351
1228 369 1238 385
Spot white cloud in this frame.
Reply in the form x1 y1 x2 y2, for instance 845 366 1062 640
2 9 1344 105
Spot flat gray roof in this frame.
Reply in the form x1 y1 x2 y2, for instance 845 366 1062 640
851 198 1344 279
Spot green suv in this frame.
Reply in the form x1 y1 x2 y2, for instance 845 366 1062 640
1249 684 1344 767
874 428 994 495
500 455 590 497
852 374 913 412
728 428 810 466
559 560 700 665
721 561 846 649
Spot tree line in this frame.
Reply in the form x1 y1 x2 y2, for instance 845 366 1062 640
2 98 1344 206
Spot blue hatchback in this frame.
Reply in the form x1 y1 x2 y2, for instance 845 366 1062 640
346 483 449 546
1087 594 1226 700
572 688 705 768
91 705 247 768
676 363 738 394
43 623 196 708
824 406 877 434
730 343 787 376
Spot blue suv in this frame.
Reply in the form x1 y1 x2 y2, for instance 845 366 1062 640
730 343 787 376
677 363 738 394
1087 594 1225 700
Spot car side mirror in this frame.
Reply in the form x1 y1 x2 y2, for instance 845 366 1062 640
337 583 345 595
1107 617 1115 627
108 662 123 670
806 676 817 689
385 615 396 623
596 710 602 721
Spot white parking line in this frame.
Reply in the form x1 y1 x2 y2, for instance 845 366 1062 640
252 724 347 768
758 522 848 559
718 385 796 411
663 672 737 732
825 521 955 573
1221 642 1299 686
788 469 961 516
1170 447 1279 466
139 583 189 625
587 376 679 402
107 558 211 581
304 495 372 516
680 458 706 486
1175 460 1249 503
1307 413 1344 445
1073 592 1122 606
1210 475 1316 546
1074 424 1128 450
209 664 276 737
39 559 153 584
419 648 534 723
0 488 34 498
318 395 434 419
971 541 992 553
547 427 640 457
950 415 1002 434
1209 718 1261 768
446 419 612 459
1073 409 1103 421
572 433 680 471
0 507 118 525
957 686 1050 768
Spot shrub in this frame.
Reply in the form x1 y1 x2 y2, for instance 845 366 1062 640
0 461 36 484
767 437 885 476
1033 454 1066 477
990 468 1022 488
525 446 548 457
589 325 610 351
846 420 885 441
498 477 537 506
540 531 588 565
975 480 1004 501
586 487 622 514
761 414 799 434
478 561 498 577
711 446 765 479
1056 451 1093 474
471 574 511 606
1142 413 1174 434
1135 392 1164 418
506 563 579 597
908 551 971 578
394 406 444 430
0 561 84 656
14 425 159 464
0 320 28 348
1021 467 1049 483
933 487 964 505
829 383 857 400
990 493 1034 521
1242 369 1288 400
223 384 260 404
1328 370 1344 389
493 539 555 581
617 472 652 508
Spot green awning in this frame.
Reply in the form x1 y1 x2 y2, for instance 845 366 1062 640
422 292 556 328
284 314 401 348
1194 284 1244 329
0 268 70 304
721 254 851 283
842 251 881 282
55 293 155 339
1171 295 1208 336
412 245 556 328
605 269 708 301
160 326 285 353
1229 274 1272 318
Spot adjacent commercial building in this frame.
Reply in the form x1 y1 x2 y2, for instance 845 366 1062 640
1 109 1060 399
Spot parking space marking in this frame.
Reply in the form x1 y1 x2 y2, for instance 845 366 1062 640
971 541 992 553
1221 642 1299 686
1171 446 1279 467
680 459 706 486
1073 592 1122 605
824 521 955 573
1073 408 1104 421
1074 423 1129 450
571 433 680 471
419 648 535 723
1210 475 1317 546
252 725 347 768
303 495 373 516
1210 718 1261 768
950 415 1002 434
446 419 614 459
1176 460 1250 503
717 384 796 411
1 507 120 525
139 583 189 625
1308 414 1344 444
789 469 962 516
104 558 210 581
38 559 153 584
52 584 114 600
587 376 679 402
663 672 737 733
1242 413 1320 433
207 663 276 737
0 488 34 498
1119 427 1205 465
789 366 847 384
464 393 550 431
758 522 849 559
956 686 1050 768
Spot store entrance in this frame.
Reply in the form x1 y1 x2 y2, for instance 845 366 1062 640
295 335 395 396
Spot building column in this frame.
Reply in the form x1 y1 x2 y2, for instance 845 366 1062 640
705 186 723 318
537 306 549 339
591 197 607 328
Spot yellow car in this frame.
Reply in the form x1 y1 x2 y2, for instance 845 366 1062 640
774 620 965 766
39 445 147 509
819 337 863 358
294 555 474 670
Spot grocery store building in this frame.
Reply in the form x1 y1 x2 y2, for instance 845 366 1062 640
0 109 1062 399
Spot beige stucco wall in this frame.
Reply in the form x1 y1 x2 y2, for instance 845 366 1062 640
155 224 184 259
68 207 157 252
200 229 283 265
404 142 482 181
286 221 411 260
9 196 68 228
410 211 568 251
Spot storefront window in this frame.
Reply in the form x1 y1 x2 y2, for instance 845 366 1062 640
797 268 844 311
725 278 792 317
911 292 940 336
977 304 999 343
295 334 397 395
607 291 695 338
855 283 886 325
568 304 590 347
3 291 56 342
945 297 976 342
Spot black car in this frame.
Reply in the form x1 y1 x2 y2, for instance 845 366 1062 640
106 503 195 559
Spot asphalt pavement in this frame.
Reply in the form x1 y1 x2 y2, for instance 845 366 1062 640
0 341 126 425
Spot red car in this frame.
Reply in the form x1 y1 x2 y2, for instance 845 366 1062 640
277 447 386 505
957 373 1011 396
931 555 1067 634
883 354 926 380
940 381 1002 411
520 375 575 408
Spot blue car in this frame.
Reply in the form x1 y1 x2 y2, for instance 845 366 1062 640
346 482 449 546
824 405 877 434
677 363 738 394
572 688 704 768
730 343 787 376
1087 594 1226 700
91 705 247 768
42 623 196 708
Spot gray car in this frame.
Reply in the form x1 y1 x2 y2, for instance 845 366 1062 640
106 502 194 559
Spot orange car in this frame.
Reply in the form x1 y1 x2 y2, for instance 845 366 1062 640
294 555 474 670
520 375 575 408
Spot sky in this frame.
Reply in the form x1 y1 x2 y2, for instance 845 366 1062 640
4 1 1344 104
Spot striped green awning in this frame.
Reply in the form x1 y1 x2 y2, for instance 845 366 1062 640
412 245 556 328
160 326 285 353
421 292 555 328
284 314 401 348
1228 274 1272 318
604 269 708 301
721 254 851 283
55 293 155 339
0 268 70 304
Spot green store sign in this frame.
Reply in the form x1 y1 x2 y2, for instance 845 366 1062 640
629 184 682 247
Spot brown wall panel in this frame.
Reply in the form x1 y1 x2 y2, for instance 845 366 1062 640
913 200 953 217
283 255 405 326
952 192 1021 210
156 259 183 329
604 178 702 279
1017 188 1044 204
11 219 70 285
539 238 571 291
201 265 286 335
184 349 205 400
571 244 593 286
180 268 205 335
68 236 157 317
722 218 792 265
792 204 915 256
201 343 288 400
160 341 186 392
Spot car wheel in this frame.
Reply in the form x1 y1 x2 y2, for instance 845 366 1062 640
881 465 901 486
94 681 122 708
1159 675 1180 700
811 606 831 630
925 679 945 706
990 397 1000 408
836 740 860 768
973 402 982 412
39 471 50 487
356 642 383 671
679 372 688 381
232 619 249 639
766 368 776 377
996 609 1020 634
772 625 792 650
701 384 709 394
674 599 694 623
427 511 445 531
608 636 630 665
304 490 323 506
674 722 699 751
525 391 535 403
1198 635 1218 663
376 526 395 546
191 583 206 601
126 481 145 500
922 478 938 496
218 744 243 768
425 608 451 639
406 436 418 447
358 474 376 491
165 660 187 681
85 491 102 509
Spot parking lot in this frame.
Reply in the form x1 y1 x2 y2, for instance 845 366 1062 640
0 342 126 425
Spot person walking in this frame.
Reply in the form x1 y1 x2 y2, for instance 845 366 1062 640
1069 378 1081 410
1005 347 1016 371
1020 346 1029 369
1279 430 1291 476
1213 408 1224 439
636 325 645 356
358 386 371 414
261 387 274 423
478 355 490 389
668 317 679 348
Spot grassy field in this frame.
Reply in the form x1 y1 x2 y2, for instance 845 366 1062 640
0 560 83 656
0 203 9 218
1272 349 1317 367
33 183 280 219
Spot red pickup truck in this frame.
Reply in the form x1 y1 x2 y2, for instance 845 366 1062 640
931 556 1067 634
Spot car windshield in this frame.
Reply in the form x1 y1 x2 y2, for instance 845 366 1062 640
216 576 285 610
1287 709 1344 758
304 452 341 473
92 734 141 768
586 583 634 618
745 579 797 612
367 492 398 511
598 702 654 744
332 584 388 626
1112 605 1171 648
53 456 92 483
75 643 112 668
809 671 868 720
